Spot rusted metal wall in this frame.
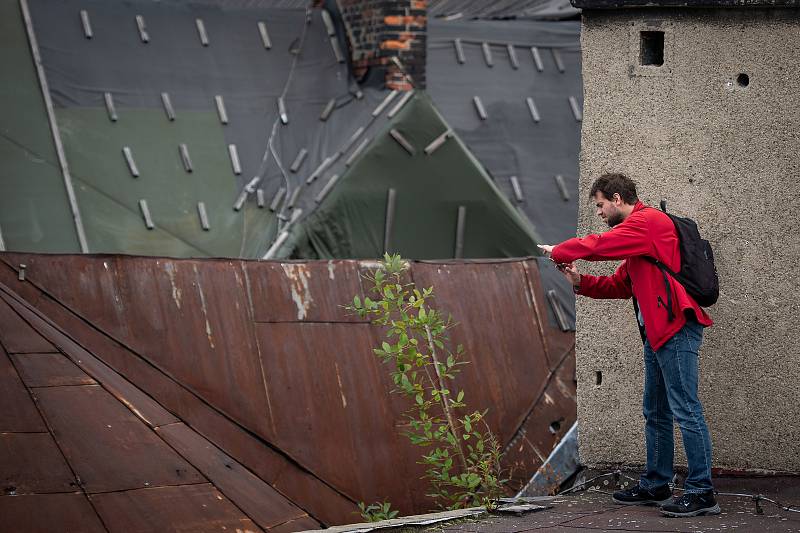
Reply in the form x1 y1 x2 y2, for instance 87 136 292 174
0 252 576 521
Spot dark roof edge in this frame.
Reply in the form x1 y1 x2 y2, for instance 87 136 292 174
571 0 800 8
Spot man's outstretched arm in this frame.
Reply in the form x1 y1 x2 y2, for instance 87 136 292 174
558 261 633 300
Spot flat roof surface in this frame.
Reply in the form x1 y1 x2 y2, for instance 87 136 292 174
572 0 800 8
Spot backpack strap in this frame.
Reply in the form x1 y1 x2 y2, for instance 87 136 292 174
642 257 676 322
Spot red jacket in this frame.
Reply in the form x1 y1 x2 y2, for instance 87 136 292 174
551 201 712 351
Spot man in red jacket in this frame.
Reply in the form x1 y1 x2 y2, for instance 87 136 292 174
538 173 719 517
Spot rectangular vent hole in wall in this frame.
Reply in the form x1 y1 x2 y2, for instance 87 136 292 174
596 371 603 386
640 31 664 66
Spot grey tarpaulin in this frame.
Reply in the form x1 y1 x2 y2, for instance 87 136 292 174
428 0 580 21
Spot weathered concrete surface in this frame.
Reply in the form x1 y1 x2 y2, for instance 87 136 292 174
575 8 800 471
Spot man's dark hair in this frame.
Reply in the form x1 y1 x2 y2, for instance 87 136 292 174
590 173 638 204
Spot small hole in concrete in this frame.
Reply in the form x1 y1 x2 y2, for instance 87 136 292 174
596 371 602 386
640 31 664 66
737 73 749 88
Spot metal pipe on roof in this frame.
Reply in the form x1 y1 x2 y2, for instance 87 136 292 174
22 0 89 252
138 199 154 229
228 144 241 175
197 202 210 230
289 148 308 173
196 18 209 46
507 44 519 70
320 98 336 121
568 96 582 122
314 174 341 204
269 187 286 212
387 90 414 119
454 206 467 259
481 42 493 67
454 38 465 64
473 96 488 120
123 147 140 177
510 176 524 202
530 47 544 72
383 188 397 254
552 48 565 73
372 90 400 117
526 97 541 123
258 21 272 49
214 95 228 124
389 129 415 155
555 175 571 201
161 92 175 121
104 92 118 122
424 130 452 155
80 9 93 39
345 137 370 167
135 15 149 43
179 143 193 173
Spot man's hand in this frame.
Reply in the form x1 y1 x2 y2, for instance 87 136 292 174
537 244 554 257
557 262 581 288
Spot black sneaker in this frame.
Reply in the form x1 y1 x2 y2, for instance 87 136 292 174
612 484 672 506
661 490 721 517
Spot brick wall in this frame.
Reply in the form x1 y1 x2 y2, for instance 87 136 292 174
336 0 426 90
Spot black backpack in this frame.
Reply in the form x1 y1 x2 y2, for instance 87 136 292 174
644 201 719 320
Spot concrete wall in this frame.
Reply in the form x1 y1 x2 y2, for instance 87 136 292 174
576 7 800 472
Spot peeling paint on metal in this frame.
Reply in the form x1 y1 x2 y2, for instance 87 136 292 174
165 262 182 310
327 260 336 280
281 263 314 320
544 392 554 406
334 360 347 408
193 265 215 349
555 376 576 401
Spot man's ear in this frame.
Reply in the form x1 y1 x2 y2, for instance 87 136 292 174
612 192 622 205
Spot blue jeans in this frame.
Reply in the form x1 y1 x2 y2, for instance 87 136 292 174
639 319 714 494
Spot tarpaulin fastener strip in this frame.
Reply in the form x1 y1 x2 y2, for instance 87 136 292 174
320 98 336 121
372 90 399 117
269 187 286 211
257 189 265 208
196 18 209 46
345 137 370 167
424 130 452 155
122 147 139 177
104 93 118 122
321 9 336 36
136 15 149 43
482 42 493 67
330 37 344 63
526 97 541 123
507 44 519 70
197 202 210 230
568 96 582 122
555 175 570 202
384 188 397 254
80 10 93 39
510 176 524 203
389 129 415 155
228 144 242 175
215 95 228 124
179 144 193 173
290 148 308 173
473 96 488 120
287 186 302 209
315 174 341 204
454 38 465 64
278 97 288 125
138 200 154 229
257 21 272 49
387 90 414 119
161 92 175 121
547 289 570 332
552 49 565 73
530 47 544 72
454 206 467 259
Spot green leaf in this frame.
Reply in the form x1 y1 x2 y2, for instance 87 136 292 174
353 295 361 308
456 390 464 403
415 393 424 405
447 355 455 368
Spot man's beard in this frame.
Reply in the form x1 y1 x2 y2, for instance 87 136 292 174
606 211 624 227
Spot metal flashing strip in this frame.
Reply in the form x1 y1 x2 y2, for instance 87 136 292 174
530 46 544 72
104 92 118 122
214 95 228 124
278 96 288 124
179 143 193 172
387 90 414 119
138 199 154 229
80 9 92 39
196 18 209 46
289 148 308 173
481 42 493 67
510 176 524 202
552 49 565 73
526 97 541 123
314 173 341 204
547 289 570 331
424 130 452 155
568 96 582 122
345 137 370 167
507 44 519 70
258 21 272 49
122 146 139 177
269 187 286 211
555 174 570 201
22 0 89 252
161 92 175 121
330 37 344 63
473 96 487 120
454 205 467 259
372 90 399 117
321 9 335 36
136 15 149 43
454 38 465 64
228 144 241 175
306 156 333 184
389 129 415 155
383 188 397 254
256 189 265 208
320 98 336 121
197 202 210 230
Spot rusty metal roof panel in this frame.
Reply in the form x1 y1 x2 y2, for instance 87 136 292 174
0 433 76 494
0 493 106 533
0 346 47 432
0 298 55 353
10 352 96 388
91 483 264 533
